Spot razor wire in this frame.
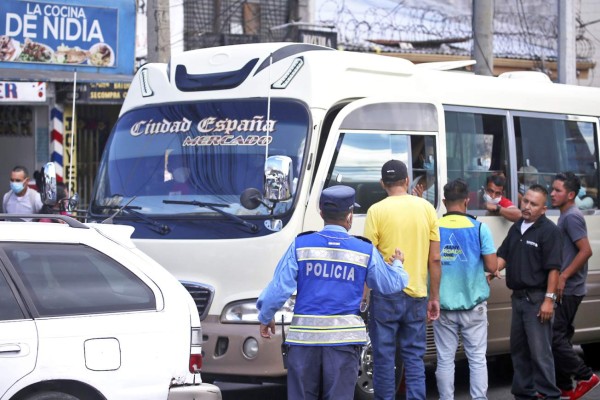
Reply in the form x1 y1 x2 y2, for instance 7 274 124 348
180 0 594 62
315 0 594 61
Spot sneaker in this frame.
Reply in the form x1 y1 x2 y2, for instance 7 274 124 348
560 388 574 400
572 374 600 400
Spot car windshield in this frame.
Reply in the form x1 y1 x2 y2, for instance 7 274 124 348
91 99 310 217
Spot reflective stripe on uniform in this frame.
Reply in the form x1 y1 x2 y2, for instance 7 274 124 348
296 247 369 268
286 314 367 345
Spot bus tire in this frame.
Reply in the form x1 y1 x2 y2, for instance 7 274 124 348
354 340 403 400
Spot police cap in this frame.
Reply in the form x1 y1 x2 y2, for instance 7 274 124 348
319 185 360 213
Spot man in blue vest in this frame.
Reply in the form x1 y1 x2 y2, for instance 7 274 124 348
434 178 498 400
257 185 409 400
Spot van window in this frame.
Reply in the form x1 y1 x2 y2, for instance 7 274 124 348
5 243 156 317
515 116 599 209
445 110 509 210
324 132 437 213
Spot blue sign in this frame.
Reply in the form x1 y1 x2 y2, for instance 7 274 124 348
0 0 135 78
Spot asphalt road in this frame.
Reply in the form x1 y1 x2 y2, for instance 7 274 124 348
216 354 600 400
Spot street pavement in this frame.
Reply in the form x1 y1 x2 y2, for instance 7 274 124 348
434 355 600 400
217 354 600 400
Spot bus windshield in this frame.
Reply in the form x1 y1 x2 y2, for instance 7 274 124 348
91 99 310 217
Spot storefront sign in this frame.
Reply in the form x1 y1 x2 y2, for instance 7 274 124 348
0 81 46 102
0 0 135 78
88 82 129 101
63 106 77 196
56 81 129 103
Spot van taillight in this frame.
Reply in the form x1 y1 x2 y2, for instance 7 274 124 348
189 353 202 373
190 327 202 373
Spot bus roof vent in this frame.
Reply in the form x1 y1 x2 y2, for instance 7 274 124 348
498 71 552 83
175 58 259 92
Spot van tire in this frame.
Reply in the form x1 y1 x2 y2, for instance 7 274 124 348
354 340 403 400
25 392 81 400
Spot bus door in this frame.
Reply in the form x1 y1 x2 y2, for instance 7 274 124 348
305 98 445 235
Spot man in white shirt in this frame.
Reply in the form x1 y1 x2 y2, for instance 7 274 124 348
3 166 43 217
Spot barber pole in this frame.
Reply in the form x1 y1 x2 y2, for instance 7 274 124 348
50 105 64 182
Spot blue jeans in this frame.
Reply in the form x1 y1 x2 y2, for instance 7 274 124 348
433 302 488 400
369 291 428 400
511 290 560 400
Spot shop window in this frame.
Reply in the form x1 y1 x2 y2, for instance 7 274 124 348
0 106 33 136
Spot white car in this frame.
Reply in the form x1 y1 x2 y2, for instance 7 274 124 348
0 214 221 400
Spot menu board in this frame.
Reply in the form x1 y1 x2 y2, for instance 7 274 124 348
0 0 119 68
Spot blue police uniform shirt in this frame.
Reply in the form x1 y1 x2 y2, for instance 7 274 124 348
257 225 408 326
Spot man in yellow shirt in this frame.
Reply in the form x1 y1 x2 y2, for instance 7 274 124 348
364 159 441 400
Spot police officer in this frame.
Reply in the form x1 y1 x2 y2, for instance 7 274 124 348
257 185 409 400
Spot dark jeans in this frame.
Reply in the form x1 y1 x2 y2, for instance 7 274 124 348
511 290 561 400
553 294 593 390
286 344 361 400
369 291 428 400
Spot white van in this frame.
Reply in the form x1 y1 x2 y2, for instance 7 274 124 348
87 42 600 399
0 214 221 400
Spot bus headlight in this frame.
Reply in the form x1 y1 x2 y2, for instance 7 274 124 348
221 296 295 323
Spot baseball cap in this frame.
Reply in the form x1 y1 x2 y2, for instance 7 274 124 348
381 159 408 183
319 185 360 212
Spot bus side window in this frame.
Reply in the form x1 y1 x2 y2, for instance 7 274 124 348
445 110 509 210
324 132 436 213
515 117 599 210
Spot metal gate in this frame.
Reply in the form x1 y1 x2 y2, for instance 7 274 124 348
74 105 120 209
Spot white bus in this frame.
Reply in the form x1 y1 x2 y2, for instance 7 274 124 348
88 43 600 398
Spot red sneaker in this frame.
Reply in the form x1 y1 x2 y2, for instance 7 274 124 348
560 388 574 400
572 374 600 400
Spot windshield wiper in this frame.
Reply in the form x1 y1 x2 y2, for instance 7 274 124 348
98 203 171 236
163 199 259 233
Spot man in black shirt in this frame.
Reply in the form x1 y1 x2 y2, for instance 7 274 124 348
497 184 562 400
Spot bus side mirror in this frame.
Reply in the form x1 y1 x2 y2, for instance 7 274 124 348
264 156 293 202
39 162 57 206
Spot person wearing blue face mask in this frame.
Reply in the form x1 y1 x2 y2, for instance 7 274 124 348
2 165 43 218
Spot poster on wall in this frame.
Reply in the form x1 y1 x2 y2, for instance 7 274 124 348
0 0 135 77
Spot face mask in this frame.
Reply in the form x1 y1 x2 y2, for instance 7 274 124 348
10 181 24 194
483 193 501 205
578 187 587 198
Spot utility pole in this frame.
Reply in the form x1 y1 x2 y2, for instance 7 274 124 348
147 0 171 63
558 0 576 84
472 0 494 76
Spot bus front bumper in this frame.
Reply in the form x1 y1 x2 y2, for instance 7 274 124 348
200 315 288 380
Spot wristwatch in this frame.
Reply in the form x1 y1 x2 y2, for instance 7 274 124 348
496 204 501 213
545 292 557 301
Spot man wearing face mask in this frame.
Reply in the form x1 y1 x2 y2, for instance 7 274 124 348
483 174 522 222
3 166 43 217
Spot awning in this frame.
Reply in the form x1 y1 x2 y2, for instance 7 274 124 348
0 69 133 83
